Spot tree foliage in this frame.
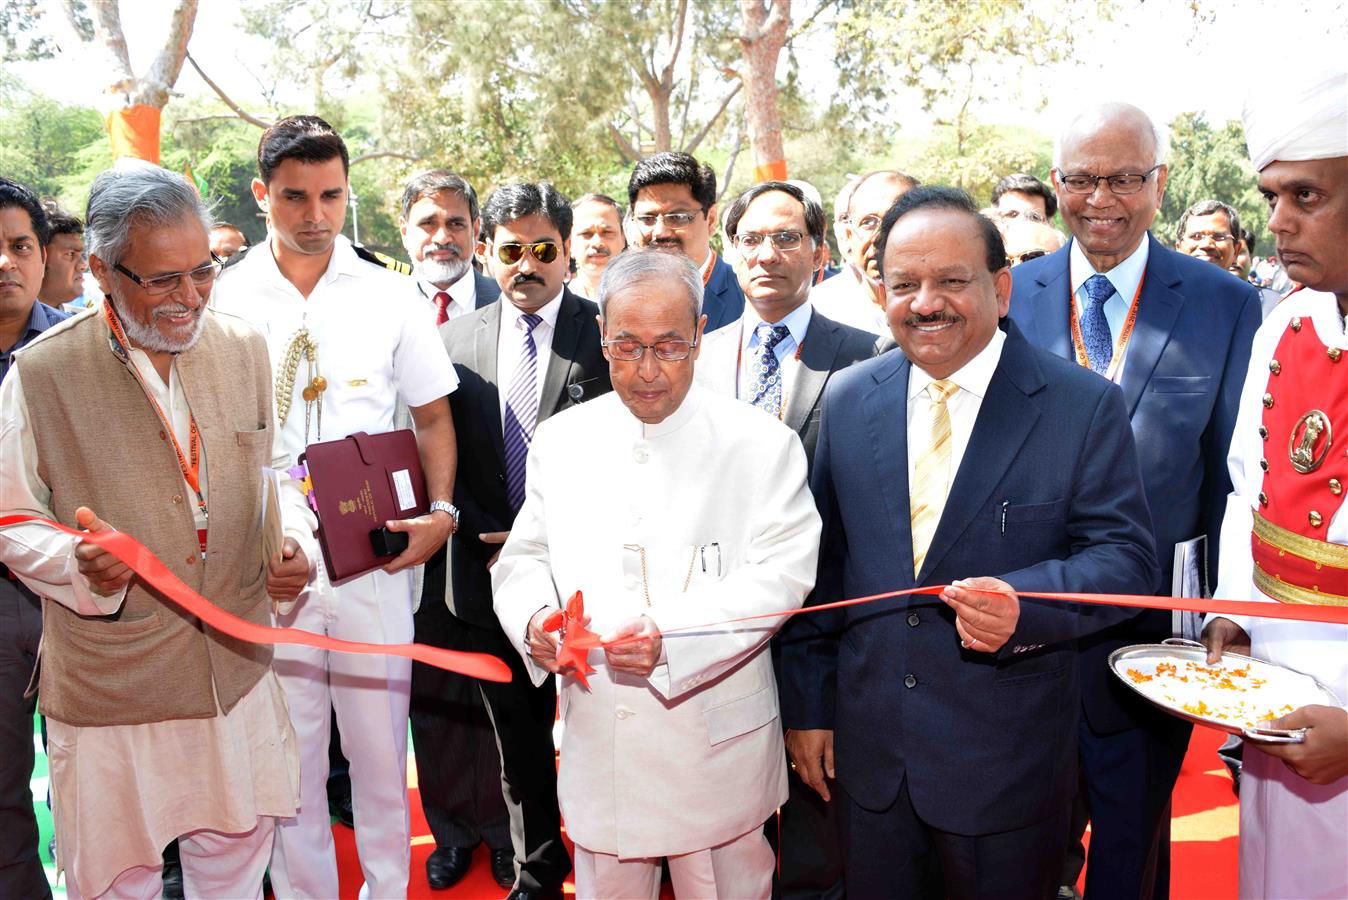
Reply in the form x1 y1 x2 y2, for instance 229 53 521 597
1157 112 1267 251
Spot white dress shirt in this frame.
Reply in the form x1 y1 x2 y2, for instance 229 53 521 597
417 265 478 322
1068 237 1150 383
906 328 1006 497
735 300 813 405
496 290 564 427
212 235 459 453
807 267 888 336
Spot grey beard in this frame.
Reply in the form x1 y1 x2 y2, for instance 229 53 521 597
418 256 470 286
109 292 206 354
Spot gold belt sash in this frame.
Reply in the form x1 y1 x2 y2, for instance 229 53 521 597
1251 511 1348 606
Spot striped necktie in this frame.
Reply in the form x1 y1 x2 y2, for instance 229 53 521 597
910 379 960 577
504 313 542 513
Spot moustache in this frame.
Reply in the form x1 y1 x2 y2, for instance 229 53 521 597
904 311 960 327
155 303 200 318
650 237 684 250
512 274 545 287
585 247 612 258
429 243 463 257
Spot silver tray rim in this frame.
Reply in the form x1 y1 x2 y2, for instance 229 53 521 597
1107 641 1343 744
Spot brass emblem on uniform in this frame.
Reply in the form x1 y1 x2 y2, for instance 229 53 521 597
1288 409 1332 474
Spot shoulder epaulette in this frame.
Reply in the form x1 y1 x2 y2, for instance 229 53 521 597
353 245 413 276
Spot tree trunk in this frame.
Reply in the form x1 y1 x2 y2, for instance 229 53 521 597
738 0 789 182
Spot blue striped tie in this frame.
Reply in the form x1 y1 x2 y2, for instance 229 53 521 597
1081 274 1116 375
504 313 543 513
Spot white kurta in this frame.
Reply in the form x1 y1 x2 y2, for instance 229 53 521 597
493 386 821 859
1212 287 1348 899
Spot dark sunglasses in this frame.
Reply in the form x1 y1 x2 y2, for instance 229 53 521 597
494 241 560 265
1009 249 1049 265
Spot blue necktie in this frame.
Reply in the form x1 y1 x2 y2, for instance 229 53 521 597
1081 274 1116 375
504 313 542 513
749 323 791 417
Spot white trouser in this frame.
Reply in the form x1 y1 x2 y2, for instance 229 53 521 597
65 819 275 900
573 827 774 900
269 566 414 899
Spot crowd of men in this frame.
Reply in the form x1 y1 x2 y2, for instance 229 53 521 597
0 61 1343 900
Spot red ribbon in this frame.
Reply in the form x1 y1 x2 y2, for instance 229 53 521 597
0 515 512 683
548 580 1348 667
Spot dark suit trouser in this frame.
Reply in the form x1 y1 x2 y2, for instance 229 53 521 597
474 623 571 892
773 766 846 900
0 577 49 900
410 599 510 851
1077 713 1190 900
839 777 1066 900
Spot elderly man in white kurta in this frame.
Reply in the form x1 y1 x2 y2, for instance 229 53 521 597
492 249 821 900
1204 63 1348 899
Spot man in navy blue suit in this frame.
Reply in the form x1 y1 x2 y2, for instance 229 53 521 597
626 152 744 332
1009 103 1260 900
782 186 1159 899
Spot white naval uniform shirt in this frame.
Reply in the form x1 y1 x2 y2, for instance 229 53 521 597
906 328 1006 498
496 289 564 427
211 234 458 458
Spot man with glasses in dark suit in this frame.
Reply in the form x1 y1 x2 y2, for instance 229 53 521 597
438 182 612 900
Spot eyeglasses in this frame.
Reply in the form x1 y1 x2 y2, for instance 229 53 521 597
1183 231 1234 245
1008 249 1049 265
113 254 222 296
731 231 805 254
999 209 1047 224
602 338 697 361
851 214 884 235
494 241 560 265
631 211 701 230
1055 165 1161 195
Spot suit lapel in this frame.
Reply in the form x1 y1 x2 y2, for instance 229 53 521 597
1117 236 1184 417
476 303 506 467
917 329 1044 581
1024 247 1073 361
861 353 916 583
537 289 582 424
785 309 835 434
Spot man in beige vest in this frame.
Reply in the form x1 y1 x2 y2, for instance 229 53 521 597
0 165 315 899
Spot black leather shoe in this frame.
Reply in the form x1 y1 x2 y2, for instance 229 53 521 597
161 857 184 900
328 788 354 829
490 847 516 890
426 846 474 891
506 888 564 900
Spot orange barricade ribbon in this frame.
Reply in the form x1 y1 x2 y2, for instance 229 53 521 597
0 515 512 683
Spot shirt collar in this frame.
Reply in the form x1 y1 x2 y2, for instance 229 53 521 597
740 300 813 351
418 265 478 308
1069 235 1150 301
3 301 65 356
639 382 703 438
907 327 1007 402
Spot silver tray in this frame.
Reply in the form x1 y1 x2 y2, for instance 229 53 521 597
1108 639 1342 744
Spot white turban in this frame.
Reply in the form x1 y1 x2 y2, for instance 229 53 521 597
1243 64 1348 171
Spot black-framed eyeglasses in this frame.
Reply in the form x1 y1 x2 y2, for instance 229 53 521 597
731 231 805 254
113 254 222 296
1008 249 1049 266
494 241 560 265
999 209 1047 224
1055 165 1161 195
631 211 702 230
602 337 698 361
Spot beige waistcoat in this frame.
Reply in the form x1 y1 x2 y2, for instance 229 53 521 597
18 309 277 726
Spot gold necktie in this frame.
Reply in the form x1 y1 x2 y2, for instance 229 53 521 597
910 379 960 576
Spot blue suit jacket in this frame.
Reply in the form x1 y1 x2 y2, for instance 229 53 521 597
780 322 1158 836
472 269 502 308
1009 234 1260 732
702 254 745 333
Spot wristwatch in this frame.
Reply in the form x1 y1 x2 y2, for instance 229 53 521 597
429 500 460 533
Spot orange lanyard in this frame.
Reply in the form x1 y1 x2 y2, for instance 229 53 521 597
103 303 207 523
701 252 717 286
1069 271 1145 382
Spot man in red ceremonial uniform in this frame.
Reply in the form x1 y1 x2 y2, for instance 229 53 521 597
1204 62 1348 899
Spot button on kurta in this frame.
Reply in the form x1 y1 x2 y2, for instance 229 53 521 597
633 445 650 464
615 707 633 720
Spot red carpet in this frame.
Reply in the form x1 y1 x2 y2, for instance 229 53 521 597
336 727 1239 899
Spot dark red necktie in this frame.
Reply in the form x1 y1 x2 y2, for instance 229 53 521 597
433 291 452 326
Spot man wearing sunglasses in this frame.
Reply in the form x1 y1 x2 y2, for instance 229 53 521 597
1001 217 1065 268
439 181 611 900
1008 102 1262 900
626 151 744 333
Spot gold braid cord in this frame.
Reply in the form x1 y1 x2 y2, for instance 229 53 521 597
276 328 324 430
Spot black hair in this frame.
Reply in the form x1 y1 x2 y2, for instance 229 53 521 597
1175 199 1241 245
571 192 624 219
627 152 716 211
876 185 1008 277
0 178 51 247
257 115 349 184
480 182 573 242
400 169 479 223
40 199 82 238
1241 228 1256 256
990 173 1058 220
723 181 826 248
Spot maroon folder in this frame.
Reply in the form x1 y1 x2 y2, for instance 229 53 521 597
300 430 428 584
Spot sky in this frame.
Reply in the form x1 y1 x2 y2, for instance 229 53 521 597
13 0 1347 140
